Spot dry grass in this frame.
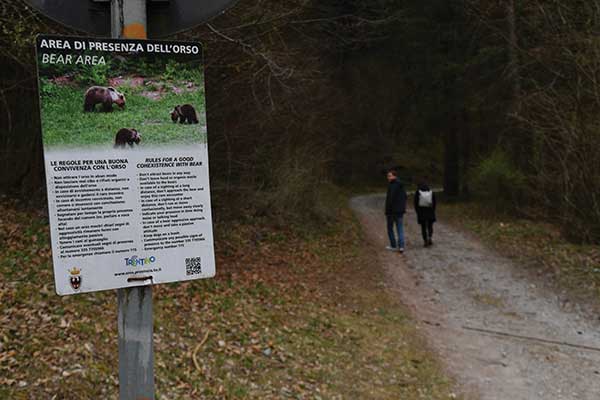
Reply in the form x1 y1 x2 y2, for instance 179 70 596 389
0 193 457 399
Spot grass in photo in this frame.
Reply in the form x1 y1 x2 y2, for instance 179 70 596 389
38 51 207 149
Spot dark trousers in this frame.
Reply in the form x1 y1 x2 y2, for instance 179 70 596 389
420 220 434 243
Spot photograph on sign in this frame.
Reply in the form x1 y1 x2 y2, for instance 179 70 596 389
35 35 215 295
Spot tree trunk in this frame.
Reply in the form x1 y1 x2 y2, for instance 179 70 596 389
444 112 460 196
460 108 470 196
507 0 520 115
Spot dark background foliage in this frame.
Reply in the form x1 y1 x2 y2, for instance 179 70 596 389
1 0 599 242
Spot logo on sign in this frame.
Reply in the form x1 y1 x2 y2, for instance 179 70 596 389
69 267 82 290
124 255 157 267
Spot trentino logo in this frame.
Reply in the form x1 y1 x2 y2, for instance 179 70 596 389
125 255 157 267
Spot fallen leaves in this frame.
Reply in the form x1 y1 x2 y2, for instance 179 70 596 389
1 198 457 399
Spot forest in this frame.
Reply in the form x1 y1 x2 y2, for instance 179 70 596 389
3 1 600 399
1 0 598 243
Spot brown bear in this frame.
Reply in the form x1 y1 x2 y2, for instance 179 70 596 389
84 86 126 112
170 104 199 124
114 128 141 148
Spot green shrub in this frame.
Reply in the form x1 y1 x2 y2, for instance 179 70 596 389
39 80 77 105
249 144 335 230
470 150 527 212
162 60 203 83
40 78 60 98
163 60 178 81
74 62 111 86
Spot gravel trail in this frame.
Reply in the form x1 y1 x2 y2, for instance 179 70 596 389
351 194 600 400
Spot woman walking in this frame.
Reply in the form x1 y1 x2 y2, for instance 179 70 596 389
414 183 436 247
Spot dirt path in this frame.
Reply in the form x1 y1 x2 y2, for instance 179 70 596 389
351 194 600 400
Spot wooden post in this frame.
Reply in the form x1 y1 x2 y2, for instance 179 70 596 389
111 1 154 399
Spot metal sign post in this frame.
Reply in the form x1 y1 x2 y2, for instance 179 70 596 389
118 286 154 399
112 2 153 399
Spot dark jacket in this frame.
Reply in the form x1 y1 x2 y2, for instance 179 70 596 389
414 184 437 224
385 179 407 216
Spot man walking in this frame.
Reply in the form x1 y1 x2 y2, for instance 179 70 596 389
385 169 407 252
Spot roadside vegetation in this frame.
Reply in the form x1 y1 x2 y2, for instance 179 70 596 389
0 190 458 399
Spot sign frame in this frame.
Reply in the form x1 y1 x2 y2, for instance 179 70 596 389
35 34 216 295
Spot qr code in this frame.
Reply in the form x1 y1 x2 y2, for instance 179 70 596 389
185 257 202 276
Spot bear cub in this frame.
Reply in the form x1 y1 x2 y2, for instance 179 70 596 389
114 128 141 148
170 104 199 124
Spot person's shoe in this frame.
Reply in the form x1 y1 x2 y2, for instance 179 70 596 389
424 241 429 247
398 247 405 253
385 246 397 251
428 238 433 246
